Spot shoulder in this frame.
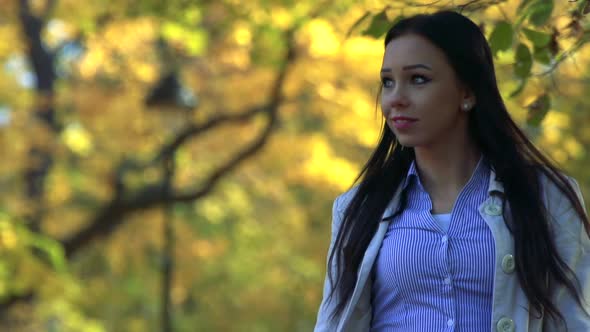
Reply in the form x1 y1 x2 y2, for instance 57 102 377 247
330 186 360 236
536 168 586 223
331 186 357 229
334 186 359 216
537 169 583 203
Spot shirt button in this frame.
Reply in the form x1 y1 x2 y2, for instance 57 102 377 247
496 317 515 332
444 277 451 285
441 235 448 243
502 254 516 274
447 319 454 327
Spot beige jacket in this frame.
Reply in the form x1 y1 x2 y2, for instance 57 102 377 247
314 169 590 331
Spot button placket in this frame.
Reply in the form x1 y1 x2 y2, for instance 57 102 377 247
440 235 452 290
447 318 454 327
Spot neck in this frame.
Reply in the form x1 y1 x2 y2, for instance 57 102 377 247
413 141 482 197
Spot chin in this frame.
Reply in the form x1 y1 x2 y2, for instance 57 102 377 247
395 137 417 148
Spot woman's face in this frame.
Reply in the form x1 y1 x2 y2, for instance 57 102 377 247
380 34 474 148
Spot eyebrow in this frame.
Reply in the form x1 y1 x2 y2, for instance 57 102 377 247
380 64 432 72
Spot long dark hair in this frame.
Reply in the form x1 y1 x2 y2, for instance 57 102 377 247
327 10 589 327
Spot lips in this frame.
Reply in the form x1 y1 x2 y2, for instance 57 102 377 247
391 116 418 122
391 116 418 130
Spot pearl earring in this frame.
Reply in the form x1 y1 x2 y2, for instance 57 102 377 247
462 101 471 111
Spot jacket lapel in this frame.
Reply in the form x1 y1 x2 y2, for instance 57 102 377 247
337 184 405 331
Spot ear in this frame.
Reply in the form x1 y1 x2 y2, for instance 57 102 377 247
460 85 476 107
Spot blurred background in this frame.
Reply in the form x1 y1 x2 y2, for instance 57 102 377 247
0 0 589 331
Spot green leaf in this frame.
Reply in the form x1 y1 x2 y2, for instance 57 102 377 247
578 0 590 15
522 28 551 47
161 22 208 56
582 29 590 44
250 26 284 66
527 93 551 126
514 43 532 78
533 45 552 65
528 0 554 26
346 11 372 38
517 0 535 11
509 79 527 98
25 232 67 273
363 11 390 39
489 21 513 55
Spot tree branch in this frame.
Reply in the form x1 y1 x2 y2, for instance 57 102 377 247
457 0 508 12
117 104 268 177
1 1 308 312
536 31 590 76
2 0 60 315
19 0 56 96
62 28 296 258
117 2 325 177
156 107 266 161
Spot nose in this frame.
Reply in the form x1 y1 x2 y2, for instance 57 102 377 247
381 87 409 116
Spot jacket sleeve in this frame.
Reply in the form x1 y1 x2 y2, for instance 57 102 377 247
546 177 590 331
314 195 344 332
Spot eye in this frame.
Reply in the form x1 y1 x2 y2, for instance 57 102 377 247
411 74 430 85
381 77 394 88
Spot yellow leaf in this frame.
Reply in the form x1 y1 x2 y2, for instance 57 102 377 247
61 123 94 156
304 19 340 57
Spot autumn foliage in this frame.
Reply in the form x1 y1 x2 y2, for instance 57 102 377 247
0 0 588 331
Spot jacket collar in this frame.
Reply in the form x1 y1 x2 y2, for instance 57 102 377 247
488 166 505 195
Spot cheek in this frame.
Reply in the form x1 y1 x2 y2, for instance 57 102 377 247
417 87 443 103
380 96 388 116
416 88 461 115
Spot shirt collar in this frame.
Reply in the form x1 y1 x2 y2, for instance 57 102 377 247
401 154 502 196
401 159 420 191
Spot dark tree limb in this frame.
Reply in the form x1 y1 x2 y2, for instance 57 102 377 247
66 43 293 257
0 0 322 312
161 158 175 332
19 0 60 238
19 0 56 96
0 2 59 315
0 3 329 313
114 104 268 182
154 105 268 162
62 28 297 258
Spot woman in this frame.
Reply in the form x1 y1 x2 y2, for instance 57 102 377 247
314 10 589 332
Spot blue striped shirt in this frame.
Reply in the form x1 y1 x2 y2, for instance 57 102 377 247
370 157 495 331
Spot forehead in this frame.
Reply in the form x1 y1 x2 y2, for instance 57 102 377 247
382 34 448 69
